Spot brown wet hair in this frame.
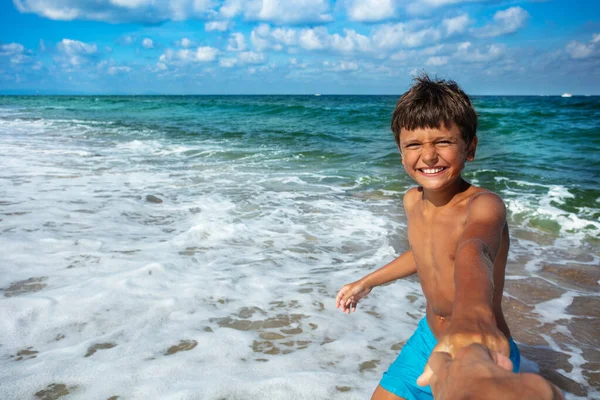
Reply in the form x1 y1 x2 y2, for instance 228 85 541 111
391 73 477 146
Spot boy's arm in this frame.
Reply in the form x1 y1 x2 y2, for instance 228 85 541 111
418 192 510 386
336 250 417 313
336 188 420 314
452 193 506 330
362 249 418 288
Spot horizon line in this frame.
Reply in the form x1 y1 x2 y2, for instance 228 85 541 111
1 93 597 97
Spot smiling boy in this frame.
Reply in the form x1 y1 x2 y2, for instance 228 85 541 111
335 75 520 400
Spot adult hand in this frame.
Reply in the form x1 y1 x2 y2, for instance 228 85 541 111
417 314 510 386
427 343 564 400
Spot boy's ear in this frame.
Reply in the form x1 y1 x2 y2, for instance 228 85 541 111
466 136 478 161
398 144 405 166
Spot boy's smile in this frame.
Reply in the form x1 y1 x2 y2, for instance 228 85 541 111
399 124 477 193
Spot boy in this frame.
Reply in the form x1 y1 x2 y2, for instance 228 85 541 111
335 75 520 400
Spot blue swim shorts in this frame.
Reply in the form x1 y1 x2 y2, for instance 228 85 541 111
379 317 520 400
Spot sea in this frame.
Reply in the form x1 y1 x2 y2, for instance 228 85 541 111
0 95 598 400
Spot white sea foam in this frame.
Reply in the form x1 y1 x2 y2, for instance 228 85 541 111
504 183 600 246
0 116 420 399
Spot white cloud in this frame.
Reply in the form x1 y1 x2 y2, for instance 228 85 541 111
426 56 448 66
475 6 529 38
219 57 238 67
193 46 219 61
119 35 135 45
566 41 593 59
227 33 247 51
0 43 32 65
250 24 297 52
421 44 444 56
248 25 374 55
330 29 371 54
344 0 396 22
142 38 154 49
271 27 297 46
289 57 308 68
390 50 409 60
205 20 229 32
56 38 98 66
14 0 216 24
323 60 358 72
159 46 219 65
177 38 193 48
39 39 46 52
565 33 600 60
219 0 243 18
455 41 504 62
238 51 265 64
219 0 332 24
389 44 445 62
372 23 442 49
0 43 25 56
443 14 469 36
247 63 273 74
406 0 489 15
299 28 328 50
108 65 132 75
250 25 272 51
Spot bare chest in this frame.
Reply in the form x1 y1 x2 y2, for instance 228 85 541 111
406 208 466 270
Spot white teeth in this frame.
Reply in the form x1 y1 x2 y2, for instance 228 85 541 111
421 167 444 174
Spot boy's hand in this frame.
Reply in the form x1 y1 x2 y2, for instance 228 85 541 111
417 314 510 386
335 280 372 314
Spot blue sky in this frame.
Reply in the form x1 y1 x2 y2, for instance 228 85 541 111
0 0 599 95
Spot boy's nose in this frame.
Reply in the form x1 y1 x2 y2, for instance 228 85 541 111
422 144 438 163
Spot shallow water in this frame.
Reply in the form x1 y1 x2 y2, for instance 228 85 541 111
0 95 598 399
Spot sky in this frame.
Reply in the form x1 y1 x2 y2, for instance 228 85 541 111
0 0 599 95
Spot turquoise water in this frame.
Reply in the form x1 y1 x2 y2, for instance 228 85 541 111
2 95 598 238
0 95 598 399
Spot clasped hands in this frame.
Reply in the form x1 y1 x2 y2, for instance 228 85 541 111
417 320 563 400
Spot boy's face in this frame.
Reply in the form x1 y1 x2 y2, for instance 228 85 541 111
398 123 477 192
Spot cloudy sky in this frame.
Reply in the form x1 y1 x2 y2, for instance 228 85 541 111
1 0 599 95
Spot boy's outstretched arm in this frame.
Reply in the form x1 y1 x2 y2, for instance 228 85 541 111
335 250 417 314
418 193 510 386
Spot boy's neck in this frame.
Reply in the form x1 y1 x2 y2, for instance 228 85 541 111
421 178 471 208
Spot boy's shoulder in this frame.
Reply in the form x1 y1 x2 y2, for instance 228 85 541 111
402 186 422 210
463 187 507 223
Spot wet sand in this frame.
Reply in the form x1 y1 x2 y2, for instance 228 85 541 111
503 261 599 397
